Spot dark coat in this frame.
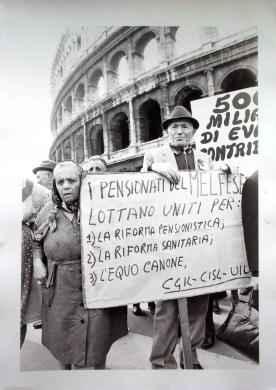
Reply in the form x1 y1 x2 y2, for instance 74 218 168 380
242 171 258 275
33 202 128 366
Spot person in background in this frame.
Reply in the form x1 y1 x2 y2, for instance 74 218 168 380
32 159 56 330
33 160 56 190
21 179 50 347
242 170 258 309
142 105 231 369
201 291 227 349
33 161 127 369
85 155 107 173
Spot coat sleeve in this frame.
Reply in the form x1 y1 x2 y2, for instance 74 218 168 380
141 150 154 172
32 202 56 261
241 173 258 275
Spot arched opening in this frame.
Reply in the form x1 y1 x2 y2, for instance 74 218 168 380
88 124 104 156
135 31 159 75
64 95 73 123
221 69 257 92
98 75 105 98
63 139 71 160
89 69 105 101
143 36 159 72
139 99 162 143
110 112 129 152
110 51 129 88
174 85 203 113
74 131 84 163
75 83 85 112
118 55 129 86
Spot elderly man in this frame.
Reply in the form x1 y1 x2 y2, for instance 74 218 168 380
142 105 229 369
33 160 56 190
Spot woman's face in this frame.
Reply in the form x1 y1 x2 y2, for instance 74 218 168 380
54 165 81 205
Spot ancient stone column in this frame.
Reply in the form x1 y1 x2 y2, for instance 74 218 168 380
128 97 136 147
205 67 215 96
61 142 65 160
102 56 109 95
161 82 170 120
127 39 134 81
102 109 110 158
82 115 89 160
70 134 75 161
159 27 175 65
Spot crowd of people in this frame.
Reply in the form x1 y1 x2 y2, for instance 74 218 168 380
21 105 259 369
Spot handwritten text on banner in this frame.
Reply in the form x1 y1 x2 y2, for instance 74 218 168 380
192 87 258 177
80 171 251 308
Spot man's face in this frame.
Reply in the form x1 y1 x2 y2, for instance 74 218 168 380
166 119 195 147
36 170 53 190
54 165 80 205
87 159 107 173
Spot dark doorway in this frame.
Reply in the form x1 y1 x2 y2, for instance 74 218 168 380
174 85 202 113
139 99 162 143
88 125 104 156
110 112 129 151
221 69 257 92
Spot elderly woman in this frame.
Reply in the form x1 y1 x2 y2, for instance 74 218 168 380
33 161 127 369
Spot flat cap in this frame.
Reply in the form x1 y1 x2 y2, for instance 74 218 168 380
32 160 56 174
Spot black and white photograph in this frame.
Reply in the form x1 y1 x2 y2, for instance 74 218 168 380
1 0 276 389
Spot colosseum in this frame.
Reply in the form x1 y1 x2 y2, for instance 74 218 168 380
49 26 257 171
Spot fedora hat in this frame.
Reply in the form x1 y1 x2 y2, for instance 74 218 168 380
32 160 56 174
162 106 199 130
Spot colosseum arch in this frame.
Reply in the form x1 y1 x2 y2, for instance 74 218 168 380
74 130 84 163
133 30 160 74
75 83 85 113
89 69 105 100
63 138 71 160
174 85 203 113
64 95 73 123
110 51 129 88
139 99 162 143
221 68 257 93
88 124 104 156
109 112 130 152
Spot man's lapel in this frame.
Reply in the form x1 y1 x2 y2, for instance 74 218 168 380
160 145 178 169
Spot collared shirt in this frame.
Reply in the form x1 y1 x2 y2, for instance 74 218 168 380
170 144 195 171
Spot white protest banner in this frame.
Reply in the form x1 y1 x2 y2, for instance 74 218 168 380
191 87 258 177
80 170 251 309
